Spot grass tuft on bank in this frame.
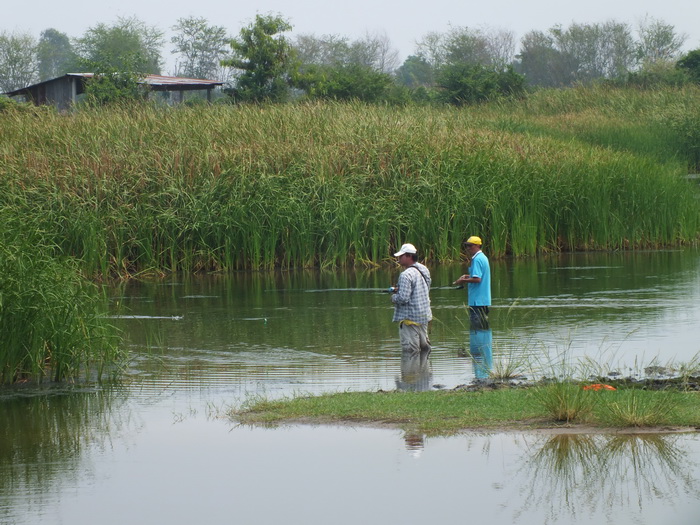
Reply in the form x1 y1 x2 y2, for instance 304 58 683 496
232 386 700 435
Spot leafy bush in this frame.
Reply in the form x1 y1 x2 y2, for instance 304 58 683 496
294 63 394 103
677 49 700 84
0 95 15 111
0 95 42 113
81 55 150 106
436 64 526 105
615 63 690 88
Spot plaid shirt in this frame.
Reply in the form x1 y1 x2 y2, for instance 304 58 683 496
391 262 432 324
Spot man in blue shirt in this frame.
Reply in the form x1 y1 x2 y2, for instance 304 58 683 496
453 236 491 329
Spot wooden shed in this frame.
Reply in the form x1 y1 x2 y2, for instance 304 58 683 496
4 73 224 111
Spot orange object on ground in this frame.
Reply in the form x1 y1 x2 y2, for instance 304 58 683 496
583 383 616 391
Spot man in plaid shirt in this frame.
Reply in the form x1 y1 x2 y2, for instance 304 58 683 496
391 243 432 359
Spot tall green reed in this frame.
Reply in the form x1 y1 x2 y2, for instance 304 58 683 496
1 92 698 277
0 210 122 384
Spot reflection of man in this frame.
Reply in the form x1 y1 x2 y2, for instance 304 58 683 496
396 350 432 391
403 432 425 458
453 236 491 329
391 243 432 360
469 328 493 379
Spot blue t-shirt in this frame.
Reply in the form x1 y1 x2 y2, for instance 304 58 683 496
467 251 491 306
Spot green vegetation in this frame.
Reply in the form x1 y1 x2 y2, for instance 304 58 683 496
221 14 295 103
233 344 700 434
293 63 395 103
81 60 150 106
599 390 681 427
1 85 699 278
233 386 700 435
73 16 164 75
0 210 123 385
436 64 525 105
531 382 596 423
677 50 700 83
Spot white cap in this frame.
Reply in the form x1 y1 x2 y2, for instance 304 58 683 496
394 243 417 256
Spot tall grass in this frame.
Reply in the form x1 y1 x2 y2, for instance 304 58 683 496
0 210 122 384
530 382 597 423
1 87 699 277
509 84 700 170
598 390 679 427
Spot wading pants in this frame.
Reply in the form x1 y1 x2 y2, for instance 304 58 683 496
399 321 431 358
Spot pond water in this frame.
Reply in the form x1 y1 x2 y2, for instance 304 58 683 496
2 249 700 525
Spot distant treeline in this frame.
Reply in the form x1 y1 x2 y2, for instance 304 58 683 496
1 13 700 105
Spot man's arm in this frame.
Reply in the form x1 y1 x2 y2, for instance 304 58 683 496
391 272 414 304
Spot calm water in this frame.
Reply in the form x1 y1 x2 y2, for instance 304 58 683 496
2 249 700 525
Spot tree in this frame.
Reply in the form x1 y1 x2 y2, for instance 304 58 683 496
444 28 492 67
346 32 399 73
293 33 351 67
37 28 78 81
221 14 295 102
550 21 636 83
415 31 448 69
516 21 638 87
622 59 689 87
416 26 516 72
677 49 700 83
171 17 231 81
395 55 434 87
75 16 164 74
293 32 398 73
516 30 575 87
485 29 517 72
601 21 638 78
637 17 687 67
0 31 38 92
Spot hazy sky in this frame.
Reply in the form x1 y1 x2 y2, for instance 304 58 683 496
7 0 700 73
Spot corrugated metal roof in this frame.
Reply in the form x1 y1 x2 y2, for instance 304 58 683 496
144 74 223 86
65 73 223 87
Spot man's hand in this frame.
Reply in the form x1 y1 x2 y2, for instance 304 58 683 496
453 274 470 285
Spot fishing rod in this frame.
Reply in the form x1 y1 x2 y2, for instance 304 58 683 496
384 284 464 293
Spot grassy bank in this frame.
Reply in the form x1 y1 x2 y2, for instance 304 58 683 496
1 85 700 277
233 386 700 435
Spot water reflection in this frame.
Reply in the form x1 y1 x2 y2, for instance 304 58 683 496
0 386 132 521
395 351 432 391
3 250 700 525
516 433 700 522
469 329 493 379
403 432 426 458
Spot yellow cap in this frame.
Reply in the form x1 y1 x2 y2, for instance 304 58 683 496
466 236 482 245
